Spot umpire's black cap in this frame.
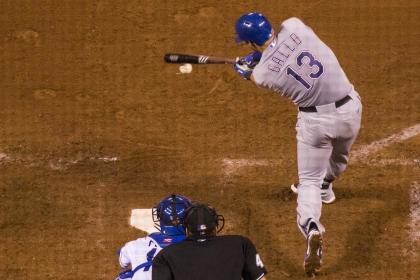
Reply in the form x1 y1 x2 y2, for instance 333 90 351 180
183 203 223 238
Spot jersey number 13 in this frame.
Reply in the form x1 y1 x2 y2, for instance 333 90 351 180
286 51 324 89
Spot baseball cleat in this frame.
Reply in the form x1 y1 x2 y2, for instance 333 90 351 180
290 183 299 194
320 181 336 204
290 182 336 204
304 227 323 277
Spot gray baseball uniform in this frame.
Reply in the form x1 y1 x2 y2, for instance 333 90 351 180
252 17 362 237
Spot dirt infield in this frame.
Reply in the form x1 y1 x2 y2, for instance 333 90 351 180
1 0 419 279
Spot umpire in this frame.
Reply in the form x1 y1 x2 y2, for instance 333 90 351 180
152 203 267 280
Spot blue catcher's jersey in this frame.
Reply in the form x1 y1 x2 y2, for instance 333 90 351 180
117 233 185 280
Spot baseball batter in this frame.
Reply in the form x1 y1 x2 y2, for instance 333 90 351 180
115 194 192 280
234 12 362 276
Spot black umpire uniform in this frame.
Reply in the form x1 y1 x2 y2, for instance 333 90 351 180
152 203 267 280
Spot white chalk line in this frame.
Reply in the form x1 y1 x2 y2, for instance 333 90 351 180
221 123 420 176
221 157 419 176
373 158 420 166
409 182 420 240
222 158 282 176
407 181 420 261
0 152 118 170
351 123 420 162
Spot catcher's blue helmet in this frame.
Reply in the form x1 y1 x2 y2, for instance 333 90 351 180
152 194 192 236
235 12 273 46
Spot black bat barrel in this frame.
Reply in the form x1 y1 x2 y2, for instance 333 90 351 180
164 53 202 64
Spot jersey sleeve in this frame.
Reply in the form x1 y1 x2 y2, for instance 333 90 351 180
118 243 131 268
241 237 267 280
151 251 173 280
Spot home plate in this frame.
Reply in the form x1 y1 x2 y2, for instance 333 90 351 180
130 209 156 234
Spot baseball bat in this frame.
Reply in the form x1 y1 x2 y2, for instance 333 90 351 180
164 53 236 64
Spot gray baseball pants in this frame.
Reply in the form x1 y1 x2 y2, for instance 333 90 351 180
295 91 362 237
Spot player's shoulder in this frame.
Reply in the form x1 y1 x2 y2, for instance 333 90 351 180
119 236 154 257
122 235 153 248
280 17 308 30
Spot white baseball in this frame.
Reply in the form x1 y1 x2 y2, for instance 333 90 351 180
179 63 192 74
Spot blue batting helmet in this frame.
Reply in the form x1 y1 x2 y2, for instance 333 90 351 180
235 12 273 46
152 194 192 236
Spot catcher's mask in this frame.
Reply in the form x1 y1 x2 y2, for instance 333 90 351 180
152 194 192 236
182 203 225 239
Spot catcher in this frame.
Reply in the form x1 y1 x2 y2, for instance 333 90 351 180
115 194 192 280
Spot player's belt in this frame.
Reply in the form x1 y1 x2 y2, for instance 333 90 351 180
299 95 352 112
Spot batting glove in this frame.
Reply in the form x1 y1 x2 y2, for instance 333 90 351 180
241 50 262 68
234 60 253 80
234 51 262 80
